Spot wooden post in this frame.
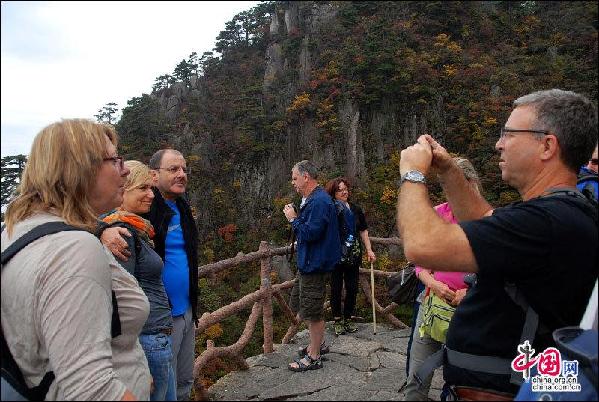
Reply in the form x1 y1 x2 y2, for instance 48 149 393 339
260 241 274 353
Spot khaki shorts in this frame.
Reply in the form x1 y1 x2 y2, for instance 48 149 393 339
289 271 330 322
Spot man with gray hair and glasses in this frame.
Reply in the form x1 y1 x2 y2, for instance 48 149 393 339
397 89 597 399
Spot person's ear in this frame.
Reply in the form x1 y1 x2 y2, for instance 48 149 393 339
540 134 559 161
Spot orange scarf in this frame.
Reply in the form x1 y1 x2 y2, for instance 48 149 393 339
102 209 155 248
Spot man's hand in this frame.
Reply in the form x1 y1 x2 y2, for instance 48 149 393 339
283 204 297 222
400 135 433 175
423 135 453 174
366 249 376 262
100 226 132 261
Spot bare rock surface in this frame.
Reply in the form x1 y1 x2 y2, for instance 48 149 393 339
208 322 443 401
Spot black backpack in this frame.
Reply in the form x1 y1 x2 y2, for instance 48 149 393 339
1 222 121 401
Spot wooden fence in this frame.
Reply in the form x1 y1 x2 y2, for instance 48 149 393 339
192 236 405 399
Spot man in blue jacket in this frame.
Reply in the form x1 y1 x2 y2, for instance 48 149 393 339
284 160 341 372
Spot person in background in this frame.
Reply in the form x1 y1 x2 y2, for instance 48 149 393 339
284 160 341 372
102 161 176 401
102 149 202 401
403 157 481 401
1 119 150 400
397 89 597 398
577 144 598 200
324 177 376 335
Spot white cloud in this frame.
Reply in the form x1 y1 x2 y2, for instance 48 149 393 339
1 0 261 157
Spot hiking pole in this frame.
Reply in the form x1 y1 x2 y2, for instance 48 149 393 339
370 261 377 334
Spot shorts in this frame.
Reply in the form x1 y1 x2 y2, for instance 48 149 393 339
289 271 331 321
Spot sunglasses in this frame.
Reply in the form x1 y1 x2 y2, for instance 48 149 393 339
590 158 599 166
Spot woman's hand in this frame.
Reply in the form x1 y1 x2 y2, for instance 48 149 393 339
430 280 456 303
449 288 467 306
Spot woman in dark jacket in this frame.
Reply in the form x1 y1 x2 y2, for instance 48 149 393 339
103 160 176 401
325 177 376 335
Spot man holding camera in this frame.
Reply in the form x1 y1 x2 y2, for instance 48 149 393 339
397 89 597 398
283 160 341 372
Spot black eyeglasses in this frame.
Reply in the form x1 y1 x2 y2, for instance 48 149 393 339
103 156 124 170
590 158 599 166
500 127 550 139
157 165 190 175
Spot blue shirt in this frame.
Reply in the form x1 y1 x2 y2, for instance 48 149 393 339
162 200 191 316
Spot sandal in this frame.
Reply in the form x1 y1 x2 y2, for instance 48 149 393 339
297 342 330 358
288 354 323 372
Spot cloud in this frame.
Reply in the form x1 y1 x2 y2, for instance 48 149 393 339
1 1 261 157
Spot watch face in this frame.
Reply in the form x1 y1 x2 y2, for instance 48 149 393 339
407 171 425 181
401 170 426 185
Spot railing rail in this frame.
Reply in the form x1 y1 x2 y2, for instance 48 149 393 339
192 236 405 399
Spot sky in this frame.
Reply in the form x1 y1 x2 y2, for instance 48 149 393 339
0 1 261 157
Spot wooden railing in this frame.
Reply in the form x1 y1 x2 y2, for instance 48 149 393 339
192 236 405 399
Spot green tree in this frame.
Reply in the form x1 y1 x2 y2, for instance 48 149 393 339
173 59 196 86
1 154 27 216
116 94 170 161
94 102 119 124
214 2 275 54
152 74 175 92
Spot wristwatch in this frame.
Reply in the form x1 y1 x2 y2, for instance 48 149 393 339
399 170 427 186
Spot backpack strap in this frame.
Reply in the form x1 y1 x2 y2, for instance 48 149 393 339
335 200 349 241
504 283 541 385
1 222 81 400
544 186 598 209
1 222 82 265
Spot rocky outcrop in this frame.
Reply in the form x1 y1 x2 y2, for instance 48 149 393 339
339 99 362 182
208 323 444 401
263 43 284 92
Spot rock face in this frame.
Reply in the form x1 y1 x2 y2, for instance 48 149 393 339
208 323 443 401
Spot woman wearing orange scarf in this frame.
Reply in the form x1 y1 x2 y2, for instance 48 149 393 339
103 161 176 401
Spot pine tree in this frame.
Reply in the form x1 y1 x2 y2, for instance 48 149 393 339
94 102 119 124
1 154 27 218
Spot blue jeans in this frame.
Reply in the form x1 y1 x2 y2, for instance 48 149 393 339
139 332 177 401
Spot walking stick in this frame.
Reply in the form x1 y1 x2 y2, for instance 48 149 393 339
370 261 377 334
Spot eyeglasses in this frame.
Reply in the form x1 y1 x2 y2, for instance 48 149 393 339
590 158 599 166
336 188 349 193
103 156 125 170
157 165 190 175
500 127 550 139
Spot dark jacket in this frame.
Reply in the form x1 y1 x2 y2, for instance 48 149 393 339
292 186 341 274
143 188 199 321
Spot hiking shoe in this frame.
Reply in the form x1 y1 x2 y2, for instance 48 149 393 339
334 319 346 336
344 318 358 333
288 354 323 372
297 342 330 358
